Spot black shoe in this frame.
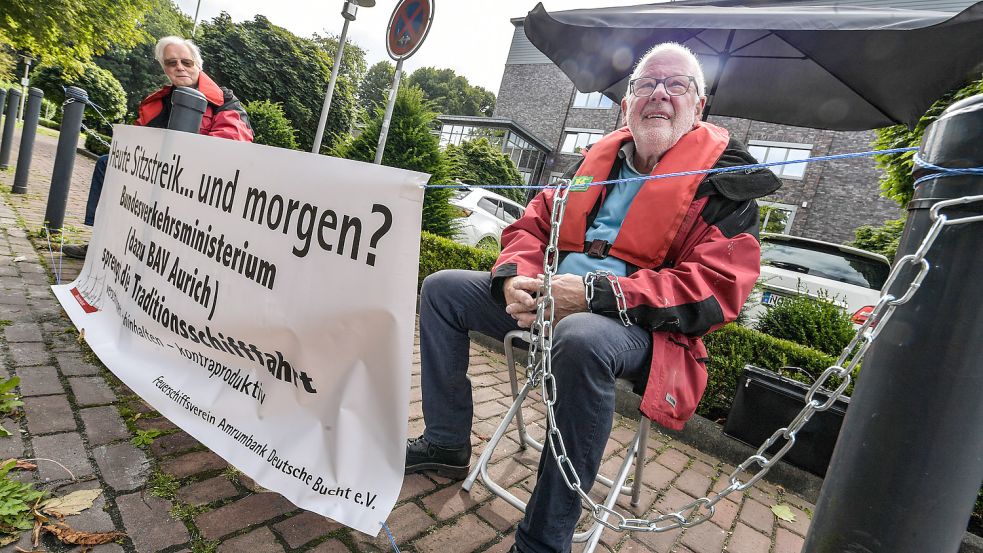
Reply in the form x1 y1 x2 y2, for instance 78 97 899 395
61 243 89 259
405 435 470 480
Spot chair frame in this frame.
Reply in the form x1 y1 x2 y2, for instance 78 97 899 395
462 330 652 551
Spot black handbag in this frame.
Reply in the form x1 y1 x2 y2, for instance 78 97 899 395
723 365 850 477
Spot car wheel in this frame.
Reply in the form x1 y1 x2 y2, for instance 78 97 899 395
476 236 500 252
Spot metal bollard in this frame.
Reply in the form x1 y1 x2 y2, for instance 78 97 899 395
802 94 983 552
0 89 6 130
169 87 206 133
12 88 43 194
0 87 22 169
44 86 88 232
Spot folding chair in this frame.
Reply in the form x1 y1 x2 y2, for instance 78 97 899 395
462 330 653 551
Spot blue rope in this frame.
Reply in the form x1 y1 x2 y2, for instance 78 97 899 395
913 154 983 187
381 521 401 553
423 146 920 190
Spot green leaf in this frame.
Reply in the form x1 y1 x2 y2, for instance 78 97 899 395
772 504 796 522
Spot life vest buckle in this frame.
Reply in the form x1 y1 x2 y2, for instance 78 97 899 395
584 239 612 259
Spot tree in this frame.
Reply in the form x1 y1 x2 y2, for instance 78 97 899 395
93 0 192 118
848 217 904 262
333 86 457 237
873 77 983 207
195 13 364 152
244 100 298 150
0 0 151 73
406 67 495 117
33 62 127 133
358 60 394 117
445 138 526 205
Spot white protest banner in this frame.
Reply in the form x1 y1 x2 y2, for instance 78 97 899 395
52 126 426 536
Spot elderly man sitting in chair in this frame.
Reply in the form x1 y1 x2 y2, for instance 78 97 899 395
406 42 780 553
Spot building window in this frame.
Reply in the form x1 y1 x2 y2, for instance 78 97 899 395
748 141 812 180
572 91 614 109
759 201 797 234
561 130 604 154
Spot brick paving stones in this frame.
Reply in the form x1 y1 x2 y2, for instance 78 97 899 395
0 130 824 552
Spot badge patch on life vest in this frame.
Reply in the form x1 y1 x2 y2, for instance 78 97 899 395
665 393 677 408
570 175 593 192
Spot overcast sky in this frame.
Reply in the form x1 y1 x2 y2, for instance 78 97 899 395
172 0 652 94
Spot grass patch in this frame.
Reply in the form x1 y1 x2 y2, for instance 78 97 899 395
148 470 180 500
169 502 207 522
221 466 242 486
190 537 218 553
0 320 11 330
132 429 163 448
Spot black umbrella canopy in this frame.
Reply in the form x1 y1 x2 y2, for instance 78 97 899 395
524 2 983 130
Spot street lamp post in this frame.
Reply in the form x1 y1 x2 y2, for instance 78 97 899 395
19 56 34 121
311 0 375 154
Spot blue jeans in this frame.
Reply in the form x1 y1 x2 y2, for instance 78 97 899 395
419 270 652 553
84 154 109 226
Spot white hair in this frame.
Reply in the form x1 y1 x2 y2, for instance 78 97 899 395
629 42 705 97
155 36 204 70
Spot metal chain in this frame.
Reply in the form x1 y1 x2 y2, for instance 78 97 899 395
585 270 633 326
528 186 983 533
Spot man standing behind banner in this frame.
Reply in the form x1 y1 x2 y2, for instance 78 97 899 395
405 43 781 552
62 35 253 259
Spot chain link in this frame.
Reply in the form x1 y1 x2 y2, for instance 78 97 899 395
585 270 633 326
527 182 983 534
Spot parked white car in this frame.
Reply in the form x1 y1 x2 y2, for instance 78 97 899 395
449 187 526 249
746 233 891 326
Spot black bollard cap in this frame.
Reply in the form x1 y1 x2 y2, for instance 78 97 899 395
28 87 43 99
915 93 983 182
6 87 21 98
172 86 208 115
64 86 89 102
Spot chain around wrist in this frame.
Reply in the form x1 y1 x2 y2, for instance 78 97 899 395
584 270 632 326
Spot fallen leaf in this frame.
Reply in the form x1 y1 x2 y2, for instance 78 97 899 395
15 547 44 552
43 521 125 545
0 458 38 471
40 489 103 517
12 256 26 263
772 503 796 522
77 328 86 344
0 534 18 547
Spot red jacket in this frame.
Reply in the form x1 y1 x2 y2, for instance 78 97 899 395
136 71 254 142
492 123 781 430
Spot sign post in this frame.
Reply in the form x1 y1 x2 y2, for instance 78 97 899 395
374 0 434 165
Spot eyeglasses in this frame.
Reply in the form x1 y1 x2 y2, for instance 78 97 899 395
164 58 196 69
629 75 697 97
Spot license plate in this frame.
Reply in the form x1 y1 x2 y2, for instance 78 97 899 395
761 291 784 306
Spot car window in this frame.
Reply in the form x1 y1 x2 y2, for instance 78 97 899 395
477 197 498 216
502 202 523 222
451 189 471 201
761 240 889 289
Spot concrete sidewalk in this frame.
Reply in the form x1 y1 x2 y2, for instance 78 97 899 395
0 129 814 552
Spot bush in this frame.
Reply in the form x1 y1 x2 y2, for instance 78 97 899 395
755 292 855 357
701 324 839 420
84 130 112 156
446 138 527 205
39 119 60 130
418 231 497 288
32 62 127 134
243 100 298 150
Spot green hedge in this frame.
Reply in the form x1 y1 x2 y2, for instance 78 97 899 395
39 119 60 131
418 231 497 288
84 131 112 156
701 324 841 420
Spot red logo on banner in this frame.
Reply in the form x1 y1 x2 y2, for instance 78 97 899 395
71 287 99 313
386 0 433 60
